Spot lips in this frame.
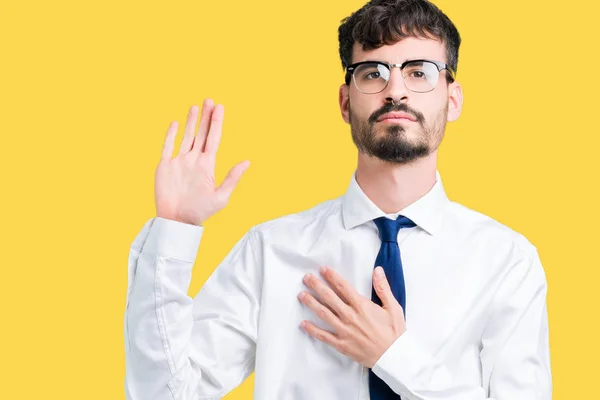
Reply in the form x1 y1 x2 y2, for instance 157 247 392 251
377 112 416 122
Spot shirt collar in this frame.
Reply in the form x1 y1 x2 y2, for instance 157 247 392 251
341 169 450 236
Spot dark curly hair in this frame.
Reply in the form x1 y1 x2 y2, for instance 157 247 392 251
338 0 461 85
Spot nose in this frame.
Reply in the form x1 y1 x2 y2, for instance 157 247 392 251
382 66 409 105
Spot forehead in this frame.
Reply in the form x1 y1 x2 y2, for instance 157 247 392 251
352 36 446 64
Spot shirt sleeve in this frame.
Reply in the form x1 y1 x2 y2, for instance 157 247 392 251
371 246 552 399
124 217 262 400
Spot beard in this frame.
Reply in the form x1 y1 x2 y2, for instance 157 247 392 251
349 100 448 165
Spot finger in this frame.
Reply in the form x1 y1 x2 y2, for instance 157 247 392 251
298 291 345 332
161 121 179 161
178 105 200 157
320 266 361 308
191 98 215 154
303 272 352 321
216 160 250 200
373 266 401 312
204 103 224 155
300 320 342 350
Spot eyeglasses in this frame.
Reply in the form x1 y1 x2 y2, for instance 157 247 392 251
345 59 456 94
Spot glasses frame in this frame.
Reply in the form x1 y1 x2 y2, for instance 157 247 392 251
345 58 456 94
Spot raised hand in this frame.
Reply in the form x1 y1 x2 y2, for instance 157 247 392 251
154 99 250 226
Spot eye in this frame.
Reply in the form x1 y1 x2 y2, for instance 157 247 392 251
364 71 381 80
408 70 426 79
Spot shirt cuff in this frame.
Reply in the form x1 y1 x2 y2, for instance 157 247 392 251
141 216 204 262
372 329 444 393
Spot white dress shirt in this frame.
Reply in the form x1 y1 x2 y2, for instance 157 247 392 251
124 169 552 400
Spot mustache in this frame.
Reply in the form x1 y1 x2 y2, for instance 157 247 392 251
369 103 424 125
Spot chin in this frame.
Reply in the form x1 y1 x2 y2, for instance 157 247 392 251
383 125 409 137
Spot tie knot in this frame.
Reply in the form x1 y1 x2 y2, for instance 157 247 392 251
373 215 417 243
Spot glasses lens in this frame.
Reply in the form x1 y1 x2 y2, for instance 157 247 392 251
402 61 439 92
353 63 390 94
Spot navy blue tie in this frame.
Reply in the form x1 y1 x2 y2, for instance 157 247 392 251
369 215 417 400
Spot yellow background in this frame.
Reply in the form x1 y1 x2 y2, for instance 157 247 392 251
1 0 598 398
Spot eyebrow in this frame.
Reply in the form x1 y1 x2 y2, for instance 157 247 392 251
357 58 423 65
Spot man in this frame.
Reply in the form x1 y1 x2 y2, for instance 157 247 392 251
124 0 552 399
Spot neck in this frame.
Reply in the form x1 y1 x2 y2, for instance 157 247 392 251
355 151 438 214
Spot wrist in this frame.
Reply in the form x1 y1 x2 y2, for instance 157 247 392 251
156 211 204 226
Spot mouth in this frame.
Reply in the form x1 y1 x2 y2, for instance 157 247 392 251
379 117 415 123
376 112 417 123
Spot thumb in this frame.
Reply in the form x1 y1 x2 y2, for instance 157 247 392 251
373 266 400 311
217 160 251 199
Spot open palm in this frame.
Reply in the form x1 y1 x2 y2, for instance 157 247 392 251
154 99 250 226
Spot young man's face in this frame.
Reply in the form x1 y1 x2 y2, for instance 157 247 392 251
339 36 463 164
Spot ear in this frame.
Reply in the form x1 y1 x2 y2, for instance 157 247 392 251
446 81 463 122
339 83 350 124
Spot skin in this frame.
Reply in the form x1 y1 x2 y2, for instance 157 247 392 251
298 36 464 368
154 35 463 371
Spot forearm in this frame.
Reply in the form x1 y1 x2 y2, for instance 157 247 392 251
124 217 204 400
373 330 550 399
372 246 552 400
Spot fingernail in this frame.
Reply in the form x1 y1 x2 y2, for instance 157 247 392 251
320 266 328 274
376 267 385 277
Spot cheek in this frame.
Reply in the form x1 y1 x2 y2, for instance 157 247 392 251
415 98 446 122
350 96 379 121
